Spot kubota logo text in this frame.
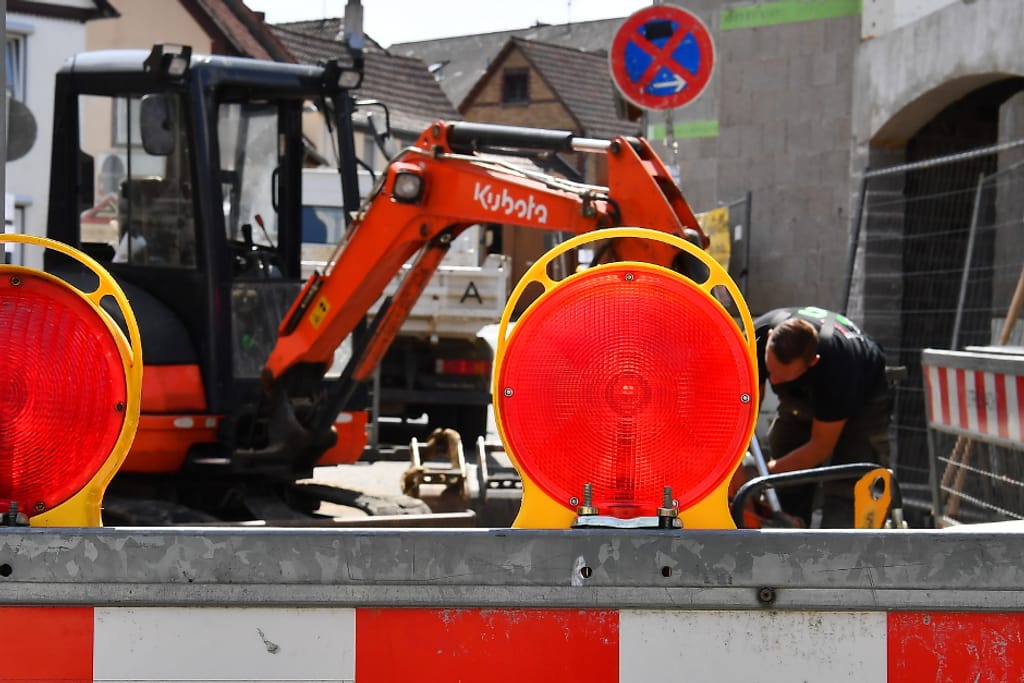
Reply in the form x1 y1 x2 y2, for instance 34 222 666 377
474 183 549 224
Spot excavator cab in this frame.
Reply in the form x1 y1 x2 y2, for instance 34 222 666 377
44 44 371 522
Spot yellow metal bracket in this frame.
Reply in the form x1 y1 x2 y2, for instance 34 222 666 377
854 467 893 529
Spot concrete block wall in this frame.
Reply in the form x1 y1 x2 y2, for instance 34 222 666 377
644 1 861 317
724 13 858 316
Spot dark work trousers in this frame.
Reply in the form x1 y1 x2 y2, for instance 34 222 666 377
767 391 892 527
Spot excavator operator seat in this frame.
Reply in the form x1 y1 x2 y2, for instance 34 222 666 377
115 175 195 268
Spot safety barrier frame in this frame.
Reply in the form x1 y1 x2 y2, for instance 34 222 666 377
2 527 1023 610
922 347 1024 526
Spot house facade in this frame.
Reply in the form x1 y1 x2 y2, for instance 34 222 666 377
5 0 117 263
4 0 291 266
458 37 641 300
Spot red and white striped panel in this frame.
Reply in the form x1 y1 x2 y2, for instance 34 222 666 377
924 362 1024 444
3 606 1023 682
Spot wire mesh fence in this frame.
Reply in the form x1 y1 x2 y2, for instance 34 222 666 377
845 139 1024 522
928 412 1024 525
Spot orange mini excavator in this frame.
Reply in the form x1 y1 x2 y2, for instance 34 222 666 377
39 40 710 524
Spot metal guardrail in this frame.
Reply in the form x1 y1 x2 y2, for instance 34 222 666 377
2 527 1024 610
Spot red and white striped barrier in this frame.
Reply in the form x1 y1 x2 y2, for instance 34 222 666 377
6 606 1023 682
923 349 1024 447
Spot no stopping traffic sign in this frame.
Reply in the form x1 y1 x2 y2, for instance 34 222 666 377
610 5 715 111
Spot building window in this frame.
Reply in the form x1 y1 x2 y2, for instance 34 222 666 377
501 68 529 105
6 33 27 101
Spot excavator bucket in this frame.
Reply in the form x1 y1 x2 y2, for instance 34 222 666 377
0 235 142 526
492 227 758 529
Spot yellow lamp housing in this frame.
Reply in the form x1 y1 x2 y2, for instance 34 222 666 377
0 235 142 527
854 468 894 529
493 227 758 530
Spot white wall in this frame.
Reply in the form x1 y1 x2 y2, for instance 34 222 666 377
6 13 88 267
861 0 959 39
853 0 1024 147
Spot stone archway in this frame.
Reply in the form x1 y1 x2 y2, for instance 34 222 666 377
852 0 1024 156
845 0 1024 515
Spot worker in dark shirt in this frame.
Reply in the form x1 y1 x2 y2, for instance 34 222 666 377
732 306 892 527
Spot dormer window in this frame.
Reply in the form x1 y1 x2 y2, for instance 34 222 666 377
501 68 529 105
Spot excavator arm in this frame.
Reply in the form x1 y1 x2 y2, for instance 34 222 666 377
265 121 706 387
256 121 708 462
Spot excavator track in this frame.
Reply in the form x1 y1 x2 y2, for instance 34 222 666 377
101 496 223 526
102 486 440 526
291 479 434 517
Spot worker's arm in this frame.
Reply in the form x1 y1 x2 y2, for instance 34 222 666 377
767 417 846 473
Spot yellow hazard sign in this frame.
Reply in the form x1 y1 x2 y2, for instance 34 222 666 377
696 206 730 269
309 295 330 329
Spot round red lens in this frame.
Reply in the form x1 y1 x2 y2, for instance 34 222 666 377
496 266 755 516
0 273 127 517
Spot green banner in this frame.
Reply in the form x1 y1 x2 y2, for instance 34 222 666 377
721 0 861 31
648 120 720 140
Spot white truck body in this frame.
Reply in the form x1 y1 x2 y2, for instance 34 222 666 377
300 167 509 337
300 167 509 440
370 245 509 339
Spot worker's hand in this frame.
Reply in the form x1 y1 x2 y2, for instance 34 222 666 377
729 450 761 499
728 462 756 499
728 468 745 499
728 453 770 499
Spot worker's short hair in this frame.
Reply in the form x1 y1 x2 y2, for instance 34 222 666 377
768 318 818 365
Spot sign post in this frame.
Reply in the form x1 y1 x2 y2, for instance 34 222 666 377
609 5 716 183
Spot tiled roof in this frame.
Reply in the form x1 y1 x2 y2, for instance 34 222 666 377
186 0 294 61
94 0 119 18
390 18 627 108
270 21 459 135
463 37 639 141
264 17 384 53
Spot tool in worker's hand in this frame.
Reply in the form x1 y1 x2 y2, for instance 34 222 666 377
749 435 783 515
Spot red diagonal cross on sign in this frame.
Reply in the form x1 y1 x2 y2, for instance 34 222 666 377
609 5 715 111
632 25 690 93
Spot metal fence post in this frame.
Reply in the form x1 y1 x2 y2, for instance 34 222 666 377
950 172 987 350
841 174 868 315
742 190 752 298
